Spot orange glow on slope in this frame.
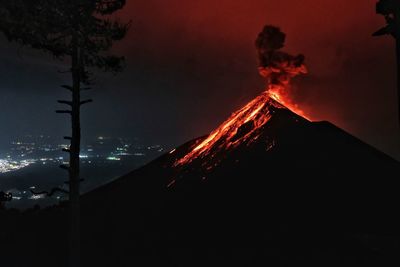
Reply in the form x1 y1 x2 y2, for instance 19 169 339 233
268 84 310 120
175 88 310 166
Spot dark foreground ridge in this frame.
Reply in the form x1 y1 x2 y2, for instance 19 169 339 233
1 99 399 267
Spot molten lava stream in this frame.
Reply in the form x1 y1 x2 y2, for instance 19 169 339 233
174 88 310 166
268 85 310 120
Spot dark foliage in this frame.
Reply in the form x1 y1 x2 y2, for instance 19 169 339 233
373 0 400 126
0 0 130 80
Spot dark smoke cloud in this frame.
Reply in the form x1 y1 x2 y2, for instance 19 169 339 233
255 25 307 87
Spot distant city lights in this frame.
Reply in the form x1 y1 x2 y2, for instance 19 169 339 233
29 194 46 200
0 134 169 176
0 159 35 173
106 156 121 161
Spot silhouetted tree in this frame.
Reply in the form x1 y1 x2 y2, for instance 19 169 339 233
0 1 130 266
373 0 400 126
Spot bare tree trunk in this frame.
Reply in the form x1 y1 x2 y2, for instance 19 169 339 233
69 37 81 267
395 9 400 127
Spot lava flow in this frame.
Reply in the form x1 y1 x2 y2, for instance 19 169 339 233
268 84 310 120
175 87 307 166
175 25 309 166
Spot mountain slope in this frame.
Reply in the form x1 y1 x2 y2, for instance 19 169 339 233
78 95 400 267
1 94 399 267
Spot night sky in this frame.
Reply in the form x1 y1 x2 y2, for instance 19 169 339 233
1 0 399 159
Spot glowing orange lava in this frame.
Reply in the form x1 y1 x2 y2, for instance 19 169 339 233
175 86 309 166
268 84 310 120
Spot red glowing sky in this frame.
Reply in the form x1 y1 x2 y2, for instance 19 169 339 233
1 0 398 159
114 0 399 158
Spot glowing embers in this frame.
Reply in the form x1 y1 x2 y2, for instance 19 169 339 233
175 91 277 166
268 84 310 120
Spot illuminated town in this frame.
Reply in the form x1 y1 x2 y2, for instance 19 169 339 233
0 158 35 173
0 135 167 208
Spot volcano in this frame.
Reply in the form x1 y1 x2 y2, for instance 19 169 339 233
3 90 398 267
77 91 400 267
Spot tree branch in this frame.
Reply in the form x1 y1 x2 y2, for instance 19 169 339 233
58 100 73 106
61 85 73 91
80 99 93 105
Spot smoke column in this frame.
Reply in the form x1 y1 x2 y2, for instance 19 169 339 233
255 25 309 118
256 25 308 87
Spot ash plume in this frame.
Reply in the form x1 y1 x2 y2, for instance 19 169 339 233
255 25 307 87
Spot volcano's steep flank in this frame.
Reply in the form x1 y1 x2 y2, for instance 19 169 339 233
74 85 399 266
175 92 283 167
77 95 400 267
